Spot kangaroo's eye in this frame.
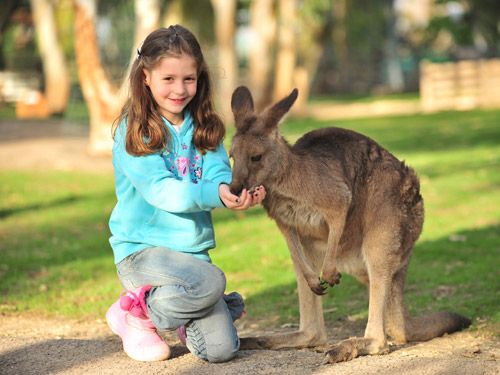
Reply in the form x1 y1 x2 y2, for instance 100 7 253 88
250 154 262 162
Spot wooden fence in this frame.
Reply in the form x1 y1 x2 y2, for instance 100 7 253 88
420 59 500 112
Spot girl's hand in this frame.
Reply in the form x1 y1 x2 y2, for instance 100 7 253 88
219 184 266 211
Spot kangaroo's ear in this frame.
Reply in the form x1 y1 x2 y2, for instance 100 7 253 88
263 88 298 130
231 86 254 128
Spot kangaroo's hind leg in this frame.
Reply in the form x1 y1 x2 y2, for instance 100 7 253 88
240 234 327 350
385 266 410 344
325 231 400 363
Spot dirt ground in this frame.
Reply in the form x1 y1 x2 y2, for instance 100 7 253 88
0 119 499 375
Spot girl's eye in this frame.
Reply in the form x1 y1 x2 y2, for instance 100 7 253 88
250 155 262 162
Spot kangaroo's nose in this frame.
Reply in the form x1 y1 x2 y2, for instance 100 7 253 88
229 182 242 196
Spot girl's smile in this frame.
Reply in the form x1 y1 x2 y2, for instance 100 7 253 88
169 97 187 105
143 54 198 124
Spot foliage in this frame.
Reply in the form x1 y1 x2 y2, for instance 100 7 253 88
0 1 40 72
426 0 500 57
0 109 498 334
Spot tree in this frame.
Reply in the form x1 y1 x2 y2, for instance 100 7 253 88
210 0 237 122
271 0 330 112
163 0 184 27
426 0 500 58
30 0 70 114
248 0 276 110
384 0 404 92
73 0 160 154
273 0 296 102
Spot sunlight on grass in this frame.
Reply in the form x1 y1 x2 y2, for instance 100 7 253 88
0 109 498 334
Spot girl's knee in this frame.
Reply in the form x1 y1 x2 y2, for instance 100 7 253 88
186 318 239 363
202 338 240 363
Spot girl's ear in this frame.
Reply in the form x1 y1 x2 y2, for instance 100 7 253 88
143 69 151 86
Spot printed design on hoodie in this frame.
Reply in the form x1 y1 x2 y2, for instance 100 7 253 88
176 156 190 176
165 143 203 183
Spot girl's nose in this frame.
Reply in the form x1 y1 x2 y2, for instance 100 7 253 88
173 81 186 95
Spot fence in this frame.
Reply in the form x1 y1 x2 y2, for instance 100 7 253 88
420 58 500 112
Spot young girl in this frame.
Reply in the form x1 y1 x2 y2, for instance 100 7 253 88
106 25 266 363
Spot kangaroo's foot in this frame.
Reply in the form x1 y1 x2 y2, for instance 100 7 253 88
240 329 327 350
324 337 388 364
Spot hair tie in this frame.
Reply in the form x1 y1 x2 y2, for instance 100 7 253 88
136 48 142 60
169 25 179 39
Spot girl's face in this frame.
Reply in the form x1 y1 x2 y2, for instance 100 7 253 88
143 53 198 124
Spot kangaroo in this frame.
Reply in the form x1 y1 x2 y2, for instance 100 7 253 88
229 86 471 363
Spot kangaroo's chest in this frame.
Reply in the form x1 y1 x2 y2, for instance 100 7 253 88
264 195 328 239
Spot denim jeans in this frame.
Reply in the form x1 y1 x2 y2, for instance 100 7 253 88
116 246 241 363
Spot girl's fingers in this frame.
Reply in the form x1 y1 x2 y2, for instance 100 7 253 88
238 189 248 204
225 186 267 210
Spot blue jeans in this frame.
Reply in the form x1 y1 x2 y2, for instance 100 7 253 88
116 246 241 363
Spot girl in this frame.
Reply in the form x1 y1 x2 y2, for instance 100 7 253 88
106 25 265 363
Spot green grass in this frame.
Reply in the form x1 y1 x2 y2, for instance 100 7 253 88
310 91 419 104
0 109 499 335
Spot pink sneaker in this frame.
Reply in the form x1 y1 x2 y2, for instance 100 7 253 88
106 286 170 361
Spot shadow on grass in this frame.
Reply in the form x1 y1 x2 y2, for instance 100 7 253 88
415 156 500 180
241 224 499 333
0 194 82 219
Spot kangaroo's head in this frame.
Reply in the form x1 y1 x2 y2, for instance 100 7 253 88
229 86 298 195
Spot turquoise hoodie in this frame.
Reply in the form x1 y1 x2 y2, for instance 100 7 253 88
109 112 232 264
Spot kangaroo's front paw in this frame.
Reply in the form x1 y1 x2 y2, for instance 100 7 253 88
321 268 342 287
307 277 329 296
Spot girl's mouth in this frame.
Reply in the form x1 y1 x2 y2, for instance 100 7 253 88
170 98 186 105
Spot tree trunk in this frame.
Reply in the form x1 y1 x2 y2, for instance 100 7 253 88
385 0 404 92
273 0 296 102
332 0 349 91
210 0 237 123
120 0 161 98
30 0 70 114
73 0 159 155
248 0 276 111
163 0 184 27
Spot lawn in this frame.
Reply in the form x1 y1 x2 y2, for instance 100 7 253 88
0 109 499 335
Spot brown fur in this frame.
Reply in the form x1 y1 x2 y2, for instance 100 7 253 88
229 86 471 363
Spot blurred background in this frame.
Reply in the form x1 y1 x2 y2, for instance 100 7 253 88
0 0 499 154
0 1 499 356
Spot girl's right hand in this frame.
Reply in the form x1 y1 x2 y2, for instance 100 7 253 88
219 184 265 210
219 184 251 210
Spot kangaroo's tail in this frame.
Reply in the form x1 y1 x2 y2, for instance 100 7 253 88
406 311 471 342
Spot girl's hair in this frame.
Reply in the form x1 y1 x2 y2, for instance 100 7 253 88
113 25 225 156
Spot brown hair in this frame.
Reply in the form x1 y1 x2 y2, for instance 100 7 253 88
113 25 225 156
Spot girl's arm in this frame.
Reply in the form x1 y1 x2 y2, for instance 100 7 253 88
201 143 232 184
113 140 224 214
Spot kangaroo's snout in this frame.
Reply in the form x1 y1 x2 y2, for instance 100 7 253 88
229 182 243 196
